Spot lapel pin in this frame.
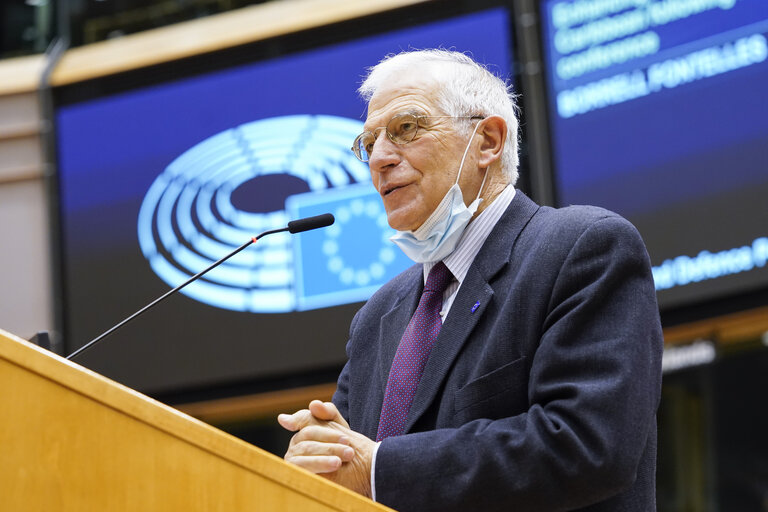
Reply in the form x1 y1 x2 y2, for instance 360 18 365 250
471 301 480 314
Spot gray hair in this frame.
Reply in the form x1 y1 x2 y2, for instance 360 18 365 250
358 49 519 184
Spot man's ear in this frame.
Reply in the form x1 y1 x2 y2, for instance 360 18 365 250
477 115 507 169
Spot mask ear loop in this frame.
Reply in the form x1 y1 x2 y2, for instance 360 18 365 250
455 120 482 185
455 120 489 205
474 165 490 204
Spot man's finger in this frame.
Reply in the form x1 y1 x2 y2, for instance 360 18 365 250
277 408 314 432
290 424 350 445
277 413 299 431
285 455 344 474
288 440 355 461
308 400 350 428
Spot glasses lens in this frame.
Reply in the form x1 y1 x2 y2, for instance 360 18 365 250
388 113 419 144
352 132 374 162
353 114 422 162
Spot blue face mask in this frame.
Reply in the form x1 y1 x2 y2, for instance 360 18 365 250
390 122 487 263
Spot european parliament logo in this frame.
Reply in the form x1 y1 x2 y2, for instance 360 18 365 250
137 114 412 313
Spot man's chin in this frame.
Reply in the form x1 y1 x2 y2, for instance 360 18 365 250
385 211 424 233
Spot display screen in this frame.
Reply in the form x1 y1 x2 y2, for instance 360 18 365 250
540 0 768 311
54 7 514 394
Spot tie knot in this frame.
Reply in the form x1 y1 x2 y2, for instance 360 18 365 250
424 261 453 293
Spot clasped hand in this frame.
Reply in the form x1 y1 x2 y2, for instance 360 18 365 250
278 400 375 498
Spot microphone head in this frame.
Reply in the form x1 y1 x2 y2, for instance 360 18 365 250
287 213 335 234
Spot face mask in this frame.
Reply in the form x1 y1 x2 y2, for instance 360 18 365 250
390 122 488 263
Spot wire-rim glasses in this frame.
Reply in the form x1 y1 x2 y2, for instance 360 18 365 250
351 113 483 162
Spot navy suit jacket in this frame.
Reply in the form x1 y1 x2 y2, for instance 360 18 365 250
333 192 663 512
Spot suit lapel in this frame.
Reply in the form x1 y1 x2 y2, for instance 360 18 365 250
403 192 540 433
376 280 422 388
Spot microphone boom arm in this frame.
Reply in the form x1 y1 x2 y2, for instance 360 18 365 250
66 226 289 360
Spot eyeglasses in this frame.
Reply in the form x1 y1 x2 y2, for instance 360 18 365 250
351 113 484 162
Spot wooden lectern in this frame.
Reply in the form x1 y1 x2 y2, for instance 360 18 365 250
0 328 392 511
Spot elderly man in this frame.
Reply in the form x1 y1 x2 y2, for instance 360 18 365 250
278 49 663 512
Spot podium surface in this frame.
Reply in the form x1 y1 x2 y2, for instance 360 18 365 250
0 328 391 511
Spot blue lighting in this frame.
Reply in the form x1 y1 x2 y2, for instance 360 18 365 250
137 114 412 313
286 183 414 311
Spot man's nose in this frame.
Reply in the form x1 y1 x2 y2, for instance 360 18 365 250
368 131 400 171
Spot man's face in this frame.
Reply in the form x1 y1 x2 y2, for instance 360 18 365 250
364 74 475 232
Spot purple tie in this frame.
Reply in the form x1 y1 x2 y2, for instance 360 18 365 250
376 262 453 441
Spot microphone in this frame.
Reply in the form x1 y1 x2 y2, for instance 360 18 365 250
288 212 334 233
66 213 335 361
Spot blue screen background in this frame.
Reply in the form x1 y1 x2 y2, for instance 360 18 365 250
540 0 768 309
54 8 515 392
